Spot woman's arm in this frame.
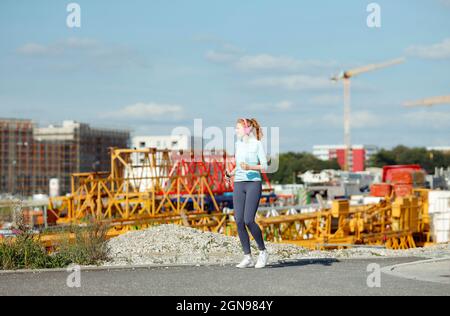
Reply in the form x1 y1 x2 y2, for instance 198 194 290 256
243 163 267 172
241 141 269 172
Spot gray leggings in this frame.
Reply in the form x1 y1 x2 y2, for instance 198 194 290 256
233 181 266 255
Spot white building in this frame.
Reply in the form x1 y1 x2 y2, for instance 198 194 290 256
427 146 450 153
129 135 204 192
132 135 191 151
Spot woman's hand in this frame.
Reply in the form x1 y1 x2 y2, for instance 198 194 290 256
240 162 250 171
225 169 234 183
240 162 265 172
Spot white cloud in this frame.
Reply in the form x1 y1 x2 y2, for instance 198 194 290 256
16 37 149 70
192 35 243 53
205 50 238 63
322 109 450 131
206 50 339 73
221 43 243 54
103 102 185 121
64 38 100 49
203 42 339 73
235 54 301 71
404 110 450 128
406 38 450 60
246 100 295 112
309 94 343 106
235 54 338 72
203 45 375 94
275 100 293 110
17 38 100 56
323 111 386 129
204 41 244 64
16 43 51 55
250 75 337 91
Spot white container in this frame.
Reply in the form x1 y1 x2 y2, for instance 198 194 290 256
49 178 60 197
364 197 383 204
431 213 450 243
350 195 364 206
33 194 49 201
428 191 450 214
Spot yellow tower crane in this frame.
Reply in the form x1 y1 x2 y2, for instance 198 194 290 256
331 58 405 171
404 95 450 107
404 95 450 161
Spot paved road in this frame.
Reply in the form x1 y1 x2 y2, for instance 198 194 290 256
384 258 450 284
1 258 449 296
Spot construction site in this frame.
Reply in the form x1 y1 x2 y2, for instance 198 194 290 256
1 1 450 299
0 144 449 254
1 58 449 258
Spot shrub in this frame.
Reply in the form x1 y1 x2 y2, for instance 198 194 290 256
0 234 58 270
0 202 110 270
54 222 110 266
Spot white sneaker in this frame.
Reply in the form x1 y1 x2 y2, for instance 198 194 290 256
255 250 269 269
236 255 255 268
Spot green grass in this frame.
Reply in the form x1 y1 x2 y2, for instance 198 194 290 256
0 205 13 224
0 234 61 270
0 219 110 270
53 223 110 266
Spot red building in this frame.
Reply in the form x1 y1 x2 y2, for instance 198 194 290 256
334 148 366 172
313 145 378 172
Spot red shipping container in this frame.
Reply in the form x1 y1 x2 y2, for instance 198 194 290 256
391 170 426 185
391 170 413 184
393 184 413 197
382 165 422 183
370 183 392 197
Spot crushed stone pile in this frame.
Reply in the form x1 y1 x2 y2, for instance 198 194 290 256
105 224 450 266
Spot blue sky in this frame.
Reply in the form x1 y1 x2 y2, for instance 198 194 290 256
1 0 449 152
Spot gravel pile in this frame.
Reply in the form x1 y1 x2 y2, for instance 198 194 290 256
105 224 450 266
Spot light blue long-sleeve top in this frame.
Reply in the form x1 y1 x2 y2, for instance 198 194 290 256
234 134 269 182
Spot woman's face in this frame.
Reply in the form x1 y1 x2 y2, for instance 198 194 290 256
235 122 246 138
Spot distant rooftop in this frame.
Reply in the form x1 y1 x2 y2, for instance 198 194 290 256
313 144 379 149
0 117 33 122
36 120 131 134
427 146 450 151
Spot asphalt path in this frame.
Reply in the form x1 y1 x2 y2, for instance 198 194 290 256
1 257 449 296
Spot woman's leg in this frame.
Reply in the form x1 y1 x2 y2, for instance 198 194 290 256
244 181 266 251
233 182 252 255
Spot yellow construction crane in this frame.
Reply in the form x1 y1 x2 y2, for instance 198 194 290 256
404 95 450 107
331 58 405 171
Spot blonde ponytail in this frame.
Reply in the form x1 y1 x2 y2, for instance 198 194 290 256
249 118 263 141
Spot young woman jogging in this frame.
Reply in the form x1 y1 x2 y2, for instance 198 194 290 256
225 118 269 269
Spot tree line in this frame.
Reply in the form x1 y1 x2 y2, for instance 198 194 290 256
268 146 450 184
368 145 450 174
